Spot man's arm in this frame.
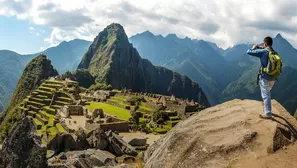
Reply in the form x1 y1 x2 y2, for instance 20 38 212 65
246 45 266 58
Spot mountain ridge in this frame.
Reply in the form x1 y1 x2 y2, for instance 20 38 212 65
78 23 210 106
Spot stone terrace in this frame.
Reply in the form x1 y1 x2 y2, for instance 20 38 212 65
18 79 77 143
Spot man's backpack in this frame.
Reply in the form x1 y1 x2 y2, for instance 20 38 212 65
262 48 282 78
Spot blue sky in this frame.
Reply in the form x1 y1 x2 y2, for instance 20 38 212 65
0 0 297 54
0 16 51 54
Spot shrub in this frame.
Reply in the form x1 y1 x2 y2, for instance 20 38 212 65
127 96 146 106
152 111 164 123
89 83 112 91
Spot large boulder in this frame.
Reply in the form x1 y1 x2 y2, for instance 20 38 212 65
87 127 109 150
47 133 77 154
144 100 297 168
107 131 138 157
0 118 47 168
122 136 147 146
75 128 91 150
48 149 117 168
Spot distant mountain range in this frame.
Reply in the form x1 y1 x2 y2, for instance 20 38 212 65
130 32 297 114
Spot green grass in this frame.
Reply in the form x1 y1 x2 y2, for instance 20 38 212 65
36 95 48 99
139 102 153 111
54 101 70 105
31 97 44 102
170 116 181 120
109 99 128 106
51 105 62 109
47 127 57 139
112 96 127 101
86 102 131 121
58 97 72 101
44 106 55 112
56 123 66 133
28 101 45 107
153 124 172 134
39 86 55 92
36 89 53 95
39 110 54 126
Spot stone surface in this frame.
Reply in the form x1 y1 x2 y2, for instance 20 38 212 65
87 127 109 150
107 131 138 157
48 149 117 168
0 118 47 168
144 100 297 168
75 127 91 150
123 136 147 146
47 133 77 154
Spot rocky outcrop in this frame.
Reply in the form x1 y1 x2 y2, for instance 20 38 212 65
144 99 297 168
48 149 117 168
47 133 77 155
87 127 109 150
48 128 137 157
0 118 47 168
123 136 147 146
106 131 137 157
78 23 209 107
75 128 91 150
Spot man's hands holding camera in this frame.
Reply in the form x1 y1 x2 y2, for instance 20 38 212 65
252 44 265 50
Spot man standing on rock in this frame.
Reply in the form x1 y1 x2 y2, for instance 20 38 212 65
246 37 278 119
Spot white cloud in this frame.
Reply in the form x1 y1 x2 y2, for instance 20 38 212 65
29 26 34 31
1 0 297 49
36 32 40 36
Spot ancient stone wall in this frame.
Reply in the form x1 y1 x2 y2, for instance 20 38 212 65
85 122 129 132
166 101 186 116
185 106 198 113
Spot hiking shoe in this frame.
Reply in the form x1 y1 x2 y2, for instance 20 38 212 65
259 114 272 119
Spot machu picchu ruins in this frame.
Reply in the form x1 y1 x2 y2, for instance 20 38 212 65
14 75 207 144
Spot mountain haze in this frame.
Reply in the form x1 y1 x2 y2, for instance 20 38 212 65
79 23 210 106
0 39 91 111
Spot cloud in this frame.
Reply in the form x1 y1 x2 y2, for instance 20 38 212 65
36 32 40 36
29 26 34 31
1 0 297 49
198 21 220 35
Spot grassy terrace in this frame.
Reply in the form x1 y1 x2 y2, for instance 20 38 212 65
56 123 66 133
40 110 54 126
139 102 153 112
109 99 128 106
86 102 131 121
153 124 172 133
44 106 55 112
58 97 72 101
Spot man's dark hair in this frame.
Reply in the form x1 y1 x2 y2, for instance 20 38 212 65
264 36 273 46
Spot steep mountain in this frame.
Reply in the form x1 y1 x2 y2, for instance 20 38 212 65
0 50 28 112
223 44 252 62
78 23 210 106
273 34 297 69
0 55 58 141
65 69 95 88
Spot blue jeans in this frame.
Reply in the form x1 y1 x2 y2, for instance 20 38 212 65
259 78 275 117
